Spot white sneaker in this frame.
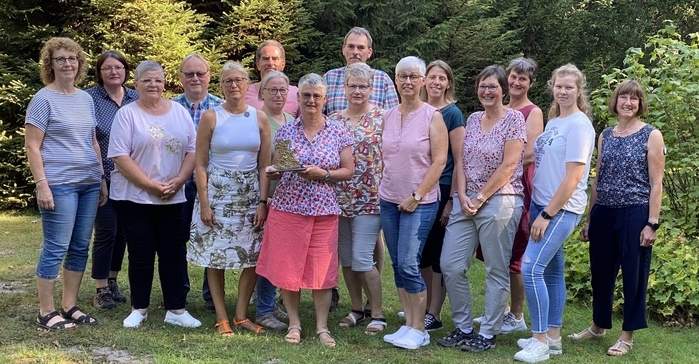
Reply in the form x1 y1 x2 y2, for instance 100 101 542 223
164 310 201 328
501 312 528 334
514 338 550 362
518 336 562 355
392 328 430 350
383 325 411 344
123 310 147 328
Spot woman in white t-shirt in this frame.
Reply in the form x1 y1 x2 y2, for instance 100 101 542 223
514 64 595 363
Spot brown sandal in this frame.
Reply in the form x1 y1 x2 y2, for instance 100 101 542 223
317 329 336 347
285 325 302 344
233 317 266 334
214 320 234 336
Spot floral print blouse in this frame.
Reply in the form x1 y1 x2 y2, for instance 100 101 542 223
329 109 383 217
271 117 353 216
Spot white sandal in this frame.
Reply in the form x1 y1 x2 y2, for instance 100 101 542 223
568 326 606 340
364 318 387 335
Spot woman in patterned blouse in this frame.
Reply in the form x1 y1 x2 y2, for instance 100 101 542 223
575 80 665 357
256 73 353 347
329 62 385 334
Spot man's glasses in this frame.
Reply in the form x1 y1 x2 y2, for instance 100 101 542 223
53 57 78 65
181 71 209 79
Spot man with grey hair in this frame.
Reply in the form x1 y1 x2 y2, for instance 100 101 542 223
245 40 300 117
173 53 224 312
323 27 399 115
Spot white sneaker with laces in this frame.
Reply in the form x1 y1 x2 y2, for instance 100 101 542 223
514 338 550 362
392 328 430 350
164 310 201 328
517 336 562 356
501 311 528 334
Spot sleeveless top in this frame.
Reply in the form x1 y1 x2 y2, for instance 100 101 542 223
596 124 654 207
209 105 260 171
380 102 440 204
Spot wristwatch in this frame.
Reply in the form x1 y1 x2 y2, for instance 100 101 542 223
540 210 553 220
412 192 422 201
646 221 660 231
476 193 486 203
324 168 331 181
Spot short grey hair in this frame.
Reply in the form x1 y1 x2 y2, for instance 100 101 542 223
344 27 373 48
506 57 538 82
259 71 290 99
344 63 374 88
395 56 426 76
298 73 327 95
179 53 210 72
134 60 164 81
255 40 286 61
219 61 249 82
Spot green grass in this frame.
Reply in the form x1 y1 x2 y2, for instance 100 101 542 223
0 211 697 363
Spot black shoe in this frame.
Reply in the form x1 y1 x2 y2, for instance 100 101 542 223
93 287 117 310
424 313 443 331
460 334 496 352
329 287 340 312
204 299 216 313
108 279 126 303
437 328 476 347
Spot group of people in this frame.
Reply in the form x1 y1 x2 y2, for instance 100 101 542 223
26 25 664 361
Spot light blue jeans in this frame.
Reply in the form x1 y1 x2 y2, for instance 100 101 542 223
380 200 438 294
36 183 101 279
522 203 582 333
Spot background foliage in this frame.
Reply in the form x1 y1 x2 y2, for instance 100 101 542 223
1 0 699 318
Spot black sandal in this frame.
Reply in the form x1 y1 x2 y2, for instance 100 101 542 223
36 311 76 331
61 306 98 325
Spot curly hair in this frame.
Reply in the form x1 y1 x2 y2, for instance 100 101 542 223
39 37 88 86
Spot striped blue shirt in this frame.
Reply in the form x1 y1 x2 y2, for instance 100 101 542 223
172 93 224 130
25 87 101 185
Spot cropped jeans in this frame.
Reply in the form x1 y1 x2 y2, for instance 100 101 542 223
36 183 101 279
380 199 438 294
522 203 582 333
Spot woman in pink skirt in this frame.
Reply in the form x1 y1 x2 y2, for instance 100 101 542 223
256 73 353 347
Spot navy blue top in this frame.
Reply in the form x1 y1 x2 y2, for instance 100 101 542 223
86 85 139 181
440 103 465 185
596 124 654 207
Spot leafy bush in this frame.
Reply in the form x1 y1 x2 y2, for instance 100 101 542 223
567 22 699 320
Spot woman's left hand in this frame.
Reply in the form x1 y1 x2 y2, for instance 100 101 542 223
398 195 419 213
162 176 185 200
530 215 550 242
440 200 453 226
253 203 268 230
297 165 326 181
98 179 108 207
639 226 656 247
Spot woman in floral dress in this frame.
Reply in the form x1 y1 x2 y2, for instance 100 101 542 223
188 61 271 336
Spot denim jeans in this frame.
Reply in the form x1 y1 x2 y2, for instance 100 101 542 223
255 276 277 316
91 180 127 280
380 200 438 294
36 183 101 279
522 203 582 333
113 200 189 310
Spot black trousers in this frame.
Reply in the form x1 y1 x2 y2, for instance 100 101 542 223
113 200 189 310
91 181 127 280
588 204 652 331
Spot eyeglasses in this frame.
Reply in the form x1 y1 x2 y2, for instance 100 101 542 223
478 84 499 92
181 71 209 79
222 77 248 87
301 93 324 101
264 88 288 95
346 84 370 92
396 74 422 83
100 66 125 72
138 79 164 85
53 56 78 65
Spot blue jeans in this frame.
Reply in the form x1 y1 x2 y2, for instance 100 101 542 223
36 183 101 279
522 203 582 333
91 180 127 280
255 276 277 316
380 200 438 294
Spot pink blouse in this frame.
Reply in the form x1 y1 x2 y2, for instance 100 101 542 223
329 109 383 217
462 108 526 196
271 117 353 216
379 103 440 204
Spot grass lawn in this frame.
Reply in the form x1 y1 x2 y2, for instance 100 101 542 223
0 210 696 363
